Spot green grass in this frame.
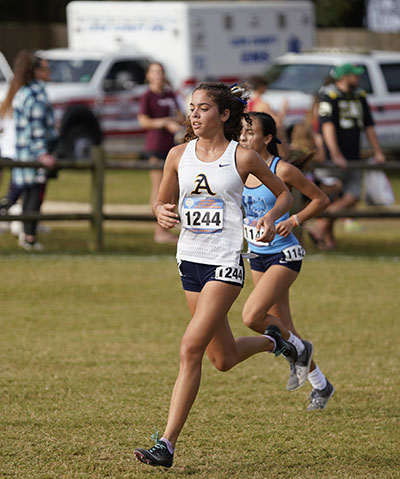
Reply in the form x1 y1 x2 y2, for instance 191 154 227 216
0 161 399 477
0 168 152 205
1 251 399 478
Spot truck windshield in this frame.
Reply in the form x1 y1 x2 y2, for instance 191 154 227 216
264 64 333 94
48 60 100 83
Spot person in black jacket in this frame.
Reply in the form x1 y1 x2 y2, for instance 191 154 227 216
309 63 385 250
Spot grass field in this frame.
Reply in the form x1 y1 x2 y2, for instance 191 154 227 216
1 224 400 478
0 167 399 477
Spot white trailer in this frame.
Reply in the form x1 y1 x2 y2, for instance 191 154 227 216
38 1 315 155
67 1 315 89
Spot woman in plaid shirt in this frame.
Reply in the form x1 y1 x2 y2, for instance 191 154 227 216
12 51 56 250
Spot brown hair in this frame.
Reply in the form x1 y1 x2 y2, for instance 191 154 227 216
184 82 250 142
286 149 315 171
0 50 40 118
248 75 268 91
290 122 315 152
145 61 165 75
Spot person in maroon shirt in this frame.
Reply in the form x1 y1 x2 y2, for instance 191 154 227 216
139 62 185 244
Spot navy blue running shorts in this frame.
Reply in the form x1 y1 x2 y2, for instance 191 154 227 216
249 251 302 274
178 258 245 292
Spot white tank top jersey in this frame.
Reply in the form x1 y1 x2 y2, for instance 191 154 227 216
177 139 244 267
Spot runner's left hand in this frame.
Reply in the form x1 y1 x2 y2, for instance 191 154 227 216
256 214 276 243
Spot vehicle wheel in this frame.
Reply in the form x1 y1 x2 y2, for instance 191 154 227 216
63 124 99 160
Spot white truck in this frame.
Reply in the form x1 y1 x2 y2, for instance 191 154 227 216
262 49 400 152
40 1 315 156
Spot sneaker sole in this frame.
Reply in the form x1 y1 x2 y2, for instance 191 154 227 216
135 450 156 466
288 341 314 392
307 386 335 411
134 450 172 468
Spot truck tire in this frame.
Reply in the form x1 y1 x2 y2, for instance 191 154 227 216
63 124 100 160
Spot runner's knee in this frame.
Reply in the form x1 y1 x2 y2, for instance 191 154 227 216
179 338 204 366
207 352 234 372
242 304 264 330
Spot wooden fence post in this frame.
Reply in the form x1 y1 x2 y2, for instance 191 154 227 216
90 146 105 251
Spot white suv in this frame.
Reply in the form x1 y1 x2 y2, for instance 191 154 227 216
262 49 400 152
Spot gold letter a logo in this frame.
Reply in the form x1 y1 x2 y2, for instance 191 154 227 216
191 174 216 196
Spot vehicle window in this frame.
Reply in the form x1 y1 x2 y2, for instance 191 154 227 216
264 63 333 94
357 66 373 94
379 63 400 93
48 60 100 83
104 60 149 92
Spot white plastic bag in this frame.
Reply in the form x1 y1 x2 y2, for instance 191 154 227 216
364 164 395 206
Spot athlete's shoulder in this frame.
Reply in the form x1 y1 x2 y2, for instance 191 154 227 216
166 142 188 167
275 157 292 174
276 157 305 187
172 142 188 153
236 144 259 163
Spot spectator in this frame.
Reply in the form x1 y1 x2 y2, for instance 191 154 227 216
12 50 56 251
0 54 20 213
309 63 385 250
247 75 288 125
247 76 275 114
290 117 342 198
247 75 288 156
138 62 185 244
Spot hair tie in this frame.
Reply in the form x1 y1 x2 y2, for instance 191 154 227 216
236 97 248 105
229 83 248 105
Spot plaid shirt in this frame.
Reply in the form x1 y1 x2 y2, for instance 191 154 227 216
13 80 56 187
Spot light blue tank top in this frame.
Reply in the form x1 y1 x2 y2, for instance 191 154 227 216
242 156 299 254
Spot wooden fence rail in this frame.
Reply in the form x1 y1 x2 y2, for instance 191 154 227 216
0 148 399 250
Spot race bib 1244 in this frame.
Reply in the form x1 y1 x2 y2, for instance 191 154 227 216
182 197 224 233
215 265 244 284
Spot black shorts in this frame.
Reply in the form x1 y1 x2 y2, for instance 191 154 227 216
178 258 245 292
249 251 303 274
145 150 169 161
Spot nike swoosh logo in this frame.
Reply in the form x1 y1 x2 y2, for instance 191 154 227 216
279 259 288 264
219 164 230 167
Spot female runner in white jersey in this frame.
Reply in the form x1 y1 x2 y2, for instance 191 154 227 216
240 112 335 411
134 83 297 468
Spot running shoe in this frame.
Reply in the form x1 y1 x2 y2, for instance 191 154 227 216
307 379 335 411
264 324 298 364
18 237 44 251
135 439 174 468
286 340 314 391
